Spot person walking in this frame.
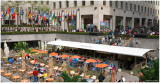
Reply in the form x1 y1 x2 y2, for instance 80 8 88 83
33 68 38 82
98 73 105 82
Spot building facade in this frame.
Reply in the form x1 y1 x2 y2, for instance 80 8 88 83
1 0 159 31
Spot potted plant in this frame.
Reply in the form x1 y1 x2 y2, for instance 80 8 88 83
118 68 121 72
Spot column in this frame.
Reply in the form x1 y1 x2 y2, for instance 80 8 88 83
132 17 134 29
61 11 64 31
151 19 153 26
76 10 81 30
112 15 116 30
93 13 103 30
144 18 148 27
139 18 142 27
123 16 126 29
41 41 45 50
110 17 112 29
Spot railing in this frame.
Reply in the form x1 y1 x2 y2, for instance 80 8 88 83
1 26 62 32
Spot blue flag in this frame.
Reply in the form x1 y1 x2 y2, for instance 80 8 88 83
79 11 80 20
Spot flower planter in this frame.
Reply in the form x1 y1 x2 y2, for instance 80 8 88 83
130 71 133 75
118 69 121 72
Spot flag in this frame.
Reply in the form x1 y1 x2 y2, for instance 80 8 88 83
66 12 69 21
60 11 62 22
11 8 14 14
49 11 52 19
44 12 46 22
52 12 55 21
72 11 74 20
25 9 27 20
8 8 9 14
12 12 15 20
46 12 48 18
79 10 80 20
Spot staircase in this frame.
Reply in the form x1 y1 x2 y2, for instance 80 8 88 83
119 37 133 47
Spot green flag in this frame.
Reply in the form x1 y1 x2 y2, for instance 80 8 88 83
52 12 55 20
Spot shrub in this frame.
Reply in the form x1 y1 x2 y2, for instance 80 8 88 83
147 35 159 39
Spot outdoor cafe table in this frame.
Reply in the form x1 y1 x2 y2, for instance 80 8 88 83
5 73 12 76
40 63 45 67
12 76 20 81
46 78 54 82
0 70 5 73
21 79 29 82
27 71 33 74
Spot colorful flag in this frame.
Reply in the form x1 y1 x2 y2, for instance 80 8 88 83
8 8 9 14
60 11 62 22
49 11 52 19
79 10 80 20
52 12 55 21
25 9 27 20
41 11 42 20
66 12 69 21
44 12 46 22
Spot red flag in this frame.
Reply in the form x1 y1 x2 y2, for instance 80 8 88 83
12 12 15 20
8 8 9 14
3 8 4 14
44 16 46 22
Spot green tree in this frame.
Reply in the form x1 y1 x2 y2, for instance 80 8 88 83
60 71 80 82
14 41 29 51
138 59 159 82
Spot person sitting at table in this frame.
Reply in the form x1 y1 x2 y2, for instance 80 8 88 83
42 70 48 81
8 57 13 65
33 68 38 82
109 63 114 67
98 73 105 82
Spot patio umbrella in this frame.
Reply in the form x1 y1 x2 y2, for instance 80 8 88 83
110 70 116 82
85 59 96 63
83 63 87 79
70 55 80 59
31 49 39 52
48 55 53 77
62 61 67 71
95 63 109 68
49 52 58 56
22 49 26 70
39 50 47 54
58 54 69 58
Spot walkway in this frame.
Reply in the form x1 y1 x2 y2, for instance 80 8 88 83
0 75 12 82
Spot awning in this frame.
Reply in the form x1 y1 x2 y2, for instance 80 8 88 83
47 40 154 57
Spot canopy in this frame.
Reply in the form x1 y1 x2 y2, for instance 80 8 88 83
47 40 154 57
95 63 109 68
49 52 58 56
70 55 80 59
85 59 96 63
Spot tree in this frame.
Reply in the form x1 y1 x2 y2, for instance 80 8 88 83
14 41 29 52
60 71 80 82
138 59 159 82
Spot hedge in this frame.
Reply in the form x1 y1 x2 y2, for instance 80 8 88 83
1 31 108 35
146 35 159 39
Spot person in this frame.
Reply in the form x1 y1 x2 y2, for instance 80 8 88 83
122 76 126 82
33 68 38 82
42 70 48 81
109 63 114 67
118 76 123 82
98 73 105 82
102 70 107 78
8 57 13 65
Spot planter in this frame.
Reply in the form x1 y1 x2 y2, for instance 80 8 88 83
118 69 121 72
130 71 133 75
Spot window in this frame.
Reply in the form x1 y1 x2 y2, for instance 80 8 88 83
145 7 146 13
74 1 77 7
151 8 152 14
82 1 85 6
153 9 154 14
138 5 140 12
66 1 69 7
130 3 132 11
148 1 150 3
115 1 118 8
141 6 143 12
126 2 128 10
47 1 49 5
148 7 149 14
121 1 123 9
90 1 94 5
110 1 112 7
151 1 152 4
34 1 37 4
59 2 61 8
103 0 106 5
53 2 56 9
134 4 136 11
41 1 43 4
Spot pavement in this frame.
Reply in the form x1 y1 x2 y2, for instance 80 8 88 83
0 76 12 82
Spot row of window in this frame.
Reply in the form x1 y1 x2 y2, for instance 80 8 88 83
52 1 159 15
145 0 159 6
110 1 159 15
